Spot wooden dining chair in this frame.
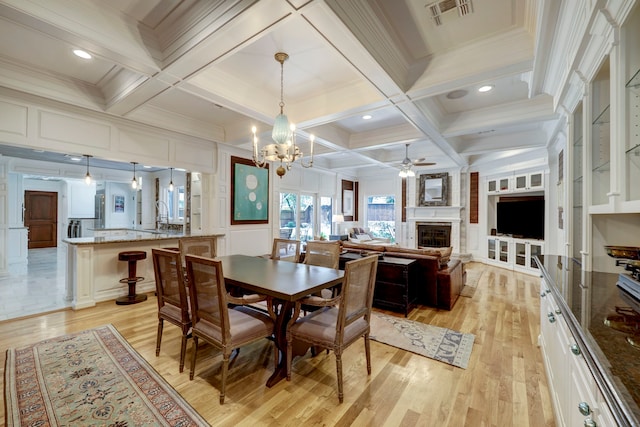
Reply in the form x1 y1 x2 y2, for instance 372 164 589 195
179 236 217 264
304 240 341 300
271 238 301 262
184 254 276 404
151 248 192 373
285 254 379 403
304 240 341 269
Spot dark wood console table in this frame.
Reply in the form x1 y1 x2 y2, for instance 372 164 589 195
339 252 418 316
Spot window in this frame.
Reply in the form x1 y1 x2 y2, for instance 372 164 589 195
320 196 332 237
366 195 395 242
280 192 331 241
165 185 185 221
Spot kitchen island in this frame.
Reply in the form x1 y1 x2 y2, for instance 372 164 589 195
63 230 224 309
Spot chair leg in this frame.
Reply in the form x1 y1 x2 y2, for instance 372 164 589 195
220 354 229 404
365 334 371 375
189 337 199 380
179 332 188 373
335 351 344 403
156 319 163 357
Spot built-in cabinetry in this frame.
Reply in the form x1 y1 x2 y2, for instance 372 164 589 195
7 173 27 270
536 257 629 426
539 281 615 427
567 4 640 271
190 173 202 232
486 236 543 274
488 171 544 194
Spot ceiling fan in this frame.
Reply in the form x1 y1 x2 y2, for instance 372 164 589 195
397 144 435 177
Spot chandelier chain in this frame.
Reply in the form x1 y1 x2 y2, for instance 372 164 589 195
279 57 284 114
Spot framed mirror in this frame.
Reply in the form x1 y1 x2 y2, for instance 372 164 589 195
418 172 448 206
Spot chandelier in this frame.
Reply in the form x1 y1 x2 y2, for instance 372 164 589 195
252 52 314 178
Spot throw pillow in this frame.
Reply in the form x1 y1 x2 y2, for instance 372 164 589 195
356 233 372 241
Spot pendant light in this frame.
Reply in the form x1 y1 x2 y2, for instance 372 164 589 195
84 154 92 185
131 162 138 189
168 167 174 192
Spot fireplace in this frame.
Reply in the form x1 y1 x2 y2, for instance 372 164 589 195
417 222 451 248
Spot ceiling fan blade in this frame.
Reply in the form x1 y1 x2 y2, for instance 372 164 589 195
414 161 436 166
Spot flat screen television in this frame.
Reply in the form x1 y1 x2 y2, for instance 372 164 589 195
497 198 545 239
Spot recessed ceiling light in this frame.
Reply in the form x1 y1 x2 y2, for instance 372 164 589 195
478 85 494 93
362 115 372 120
68 156 82 162
143 165 152 169
446 89 468 99
73 49 92 59
32 149 45 153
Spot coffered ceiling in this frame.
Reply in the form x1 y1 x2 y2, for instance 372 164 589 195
0 0 560 174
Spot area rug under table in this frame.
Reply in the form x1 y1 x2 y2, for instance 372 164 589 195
370 313 475 369
4 324 209 426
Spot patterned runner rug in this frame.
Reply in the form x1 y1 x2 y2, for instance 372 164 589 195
4 324 209 426
370 313 475 369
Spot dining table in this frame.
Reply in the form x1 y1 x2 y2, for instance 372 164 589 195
217 254 345 387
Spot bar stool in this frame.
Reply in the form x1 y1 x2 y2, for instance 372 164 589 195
116 250 148 305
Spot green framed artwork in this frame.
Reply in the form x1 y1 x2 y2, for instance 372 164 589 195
231 156 269 224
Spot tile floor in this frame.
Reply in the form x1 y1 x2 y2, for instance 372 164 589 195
0 247 71 321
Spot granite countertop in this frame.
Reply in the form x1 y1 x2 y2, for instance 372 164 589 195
537 255 640 426
63 229 224 245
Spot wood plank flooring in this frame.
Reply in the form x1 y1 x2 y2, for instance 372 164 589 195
0 263 555 427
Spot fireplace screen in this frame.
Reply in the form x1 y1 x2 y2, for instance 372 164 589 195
417 223 451 248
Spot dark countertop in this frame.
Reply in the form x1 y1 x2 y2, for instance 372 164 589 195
537 255 640 426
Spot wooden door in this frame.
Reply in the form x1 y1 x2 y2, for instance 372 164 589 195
25 191 58 248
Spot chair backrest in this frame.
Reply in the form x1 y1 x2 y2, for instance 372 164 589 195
184 254 229 341
336 255 378 341
304 240 341 269
271 238 301 262
152 248 190 322
179 236 217 265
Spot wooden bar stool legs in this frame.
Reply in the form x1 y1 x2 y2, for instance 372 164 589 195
116 250 148 305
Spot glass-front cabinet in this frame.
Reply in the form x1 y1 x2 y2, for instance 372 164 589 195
627 69 640 203
572 102 583 260
591 58 610 207
514 240 543 272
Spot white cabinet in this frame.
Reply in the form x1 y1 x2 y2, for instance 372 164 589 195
190 173 202 232
487 176 511 194
487 237 511 267
487 237 543 274
513 239 543 273
540 278 615 427
8 227 28 272
488 171 544 194
8 173 24 227
514 171 544 192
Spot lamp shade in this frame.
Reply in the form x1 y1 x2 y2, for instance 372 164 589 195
332 214 344 223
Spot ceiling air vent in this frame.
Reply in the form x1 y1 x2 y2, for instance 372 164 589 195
427 0 473 26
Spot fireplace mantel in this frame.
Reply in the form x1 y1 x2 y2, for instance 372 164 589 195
406 206 463 219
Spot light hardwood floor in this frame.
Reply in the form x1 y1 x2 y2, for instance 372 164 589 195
0 263 555 427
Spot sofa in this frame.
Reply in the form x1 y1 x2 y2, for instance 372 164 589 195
339 241 464 310
345 227 391 245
